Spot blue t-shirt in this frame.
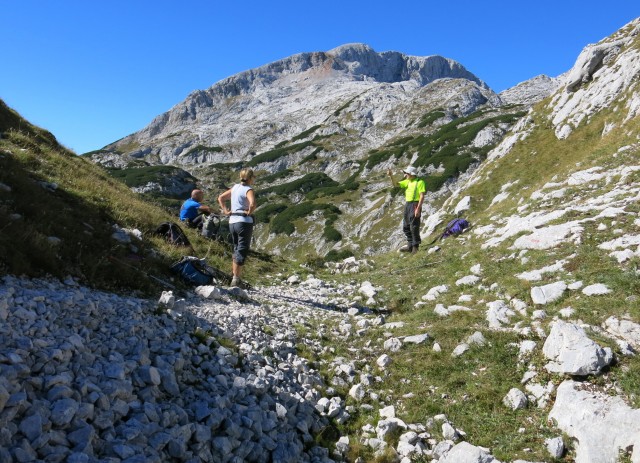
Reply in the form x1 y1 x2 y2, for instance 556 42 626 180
179 198 201 221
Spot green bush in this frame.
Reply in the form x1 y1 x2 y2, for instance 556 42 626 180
306 175 359 200
417 109 446 128
325 249 354 262
270 203 341 235
107 165 195 188
292 125 321 142
365 146 404 169
259 173 338 197
254 203 288 223
247 140 317 167
259 169 293 184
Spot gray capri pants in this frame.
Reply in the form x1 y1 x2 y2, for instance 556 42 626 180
229 221 254 265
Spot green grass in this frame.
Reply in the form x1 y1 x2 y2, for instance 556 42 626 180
107 165 196 188
0 102 288 294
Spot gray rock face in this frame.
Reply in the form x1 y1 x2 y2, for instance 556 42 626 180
94 43 500 169
565 40 625 92
543 321 614 376
499 75 561 106
549 380 640 463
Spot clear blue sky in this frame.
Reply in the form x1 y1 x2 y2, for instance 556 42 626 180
1 1 637 154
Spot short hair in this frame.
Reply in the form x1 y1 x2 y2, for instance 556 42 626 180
240 168 255 183
191 189 204 200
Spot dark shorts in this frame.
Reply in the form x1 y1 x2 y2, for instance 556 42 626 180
229 221 254 265
183 214 205 229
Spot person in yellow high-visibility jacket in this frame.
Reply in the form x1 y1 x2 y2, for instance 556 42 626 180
387 165 426 253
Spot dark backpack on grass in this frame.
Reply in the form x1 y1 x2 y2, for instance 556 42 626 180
155 222 190 247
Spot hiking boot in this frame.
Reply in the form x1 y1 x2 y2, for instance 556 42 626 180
231 276 240 287
399 244 411 252
411 245 419 254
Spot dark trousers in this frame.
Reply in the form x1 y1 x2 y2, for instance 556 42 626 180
184 214 205 229
403 202 421 247
230 222 254 265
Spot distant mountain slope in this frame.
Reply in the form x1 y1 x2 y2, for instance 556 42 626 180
88 44 549 258
90 43 501 167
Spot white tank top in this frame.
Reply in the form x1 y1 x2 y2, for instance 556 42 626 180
229 184 254 224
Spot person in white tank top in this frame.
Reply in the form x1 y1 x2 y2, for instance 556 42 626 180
217 168 257 288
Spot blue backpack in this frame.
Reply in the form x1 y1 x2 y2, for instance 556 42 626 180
429 218 470 244
170 256 215 286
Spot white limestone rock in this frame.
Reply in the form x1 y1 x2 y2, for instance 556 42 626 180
531 281 567 305
503 388 528 410
376 354 392 368
384 337 402 352
543 321 614 376
467 331 486 346
452 343 470 357
518 340 537 361
442 422 461 441
454 196 471 215
545 437 565 459
349 384 365 401
379 405 395 419
526 381 555 408
439 441 501 463
158 291 175 308
422 284 449 301
485 300 514 329
403 333 430 345
604 316 640 349
549 380 640 463
581 283 611 296
195 285 224 300
456 275 480 286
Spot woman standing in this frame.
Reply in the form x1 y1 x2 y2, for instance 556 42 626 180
217 168 257 288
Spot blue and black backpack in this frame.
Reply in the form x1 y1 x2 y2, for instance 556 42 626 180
429 218 470 244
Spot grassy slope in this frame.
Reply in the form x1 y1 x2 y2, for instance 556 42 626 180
296 89 640 461
2 49 639 461
0 101 285 295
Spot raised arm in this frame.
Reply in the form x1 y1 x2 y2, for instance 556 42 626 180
387 168 398 187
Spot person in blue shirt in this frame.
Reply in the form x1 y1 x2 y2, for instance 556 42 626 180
179 189 212 229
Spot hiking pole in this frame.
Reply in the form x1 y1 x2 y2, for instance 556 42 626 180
107 256 176 289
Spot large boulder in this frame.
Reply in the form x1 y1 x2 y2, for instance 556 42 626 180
549 380 640 463
543 321 613 376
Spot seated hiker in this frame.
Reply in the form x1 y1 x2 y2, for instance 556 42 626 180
179 189 212 229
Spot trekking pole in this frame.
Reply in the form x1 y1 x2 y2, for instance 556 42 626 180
107 256 175 289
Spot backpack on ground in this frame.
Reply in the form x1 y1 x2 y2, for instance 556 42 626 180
170 256 216 286
202 214 233 245
201 214 220 239
155 222 191 247
429 218 470 244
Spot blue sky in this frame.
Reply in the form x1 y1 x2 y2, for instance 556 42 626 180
1 1 638 154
